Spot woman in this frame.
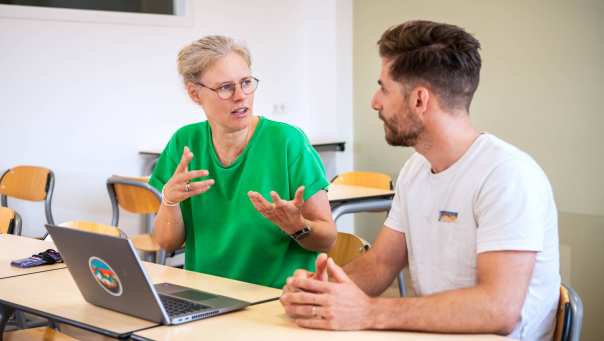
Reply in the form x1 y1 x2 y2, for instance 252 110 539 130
149 35 336 288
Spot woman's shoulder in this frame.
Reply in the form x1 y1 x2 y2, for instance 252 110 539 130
173 121 208 138
164 121 208 155
260 117 308 143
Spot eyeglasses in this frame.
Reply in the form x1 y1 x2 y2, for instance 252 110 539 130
194 77 259 100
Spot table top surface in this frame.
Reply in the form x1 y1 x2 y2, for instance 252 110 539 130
0 268 158 337
132 300 513 341
0 261 281 337
327 184 394 203
1 235 513 341
0 234 66 279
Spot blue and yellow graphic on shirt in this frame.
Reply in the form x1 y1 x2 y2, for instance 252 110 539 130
438 210 459 223
88 257 123 296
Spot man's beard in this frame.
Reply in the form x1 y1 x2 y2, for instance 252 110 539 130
382 109 424 147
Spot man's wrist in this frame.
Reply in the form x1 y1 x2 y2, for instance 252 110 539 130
365 297 405 330
365 297 381 330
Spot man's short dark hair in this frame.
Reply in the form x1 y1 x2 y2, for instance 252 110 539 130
378 20 481 112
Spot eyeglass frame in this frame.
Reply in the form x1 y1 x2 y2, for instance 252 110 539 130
193 76 260 100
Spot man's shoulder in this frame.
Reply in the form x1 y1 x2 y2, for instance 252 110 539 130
478 134 546 178
475 134 553 199
478 134 530 161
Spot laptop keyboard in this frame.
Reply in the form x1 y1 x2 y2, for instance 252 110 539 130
159 294 209 317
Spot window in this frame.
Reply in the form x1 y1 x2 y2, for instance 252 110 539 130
0 0 178 15
0 0 190 26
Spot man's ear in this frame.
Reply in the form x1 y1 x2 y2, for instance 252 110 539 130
411 86 431 116
186 82 203 105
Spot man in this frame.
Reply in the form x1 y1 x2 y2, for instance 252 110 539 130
280 20 560 341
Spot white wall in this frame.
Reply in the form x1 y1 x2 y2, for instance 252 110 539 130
0 0 353 237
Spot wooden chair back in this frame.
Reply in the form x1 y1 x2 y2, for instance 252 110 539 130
0 166 51 201
0 207 16 234
327 232 370 266
60 220 124 238
554 285 571 341
554 284 583 341
107 175 161 226
331 171 392 190
0 165 55 237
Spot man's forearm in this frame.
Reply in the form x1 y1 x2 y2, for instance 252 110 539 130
367 286 518 335
345 250 401 296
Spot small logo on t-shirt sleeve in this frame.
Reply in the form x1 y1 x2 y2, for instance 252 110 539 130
438 210 458 223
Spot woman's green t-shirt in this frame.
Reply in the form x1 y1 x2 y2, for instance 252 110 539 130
149 117 329 288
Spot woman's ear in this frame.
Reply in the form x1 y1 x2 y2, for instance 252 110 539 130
186 82 203 105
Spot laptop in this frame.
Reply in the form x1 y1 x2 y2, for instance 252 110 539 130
46 224 249 325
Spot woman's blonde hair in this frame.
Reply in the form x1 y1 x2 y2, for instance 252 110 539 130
177 35 251 85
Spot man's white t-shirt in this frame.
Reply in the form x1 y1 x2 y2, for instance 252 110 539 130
384 133 560 341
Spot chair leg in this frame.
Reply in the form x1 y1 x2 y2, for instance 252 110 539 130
397 271 407 297
156 250 167 265
0 305 16 340
14 311 27 329
10 311 48 330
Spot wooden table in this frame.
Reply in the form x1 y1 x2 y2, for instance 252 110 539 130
0 234 66 279
327 184 395 222
327 184 394 203
132 300 513 341
143 262 281 305
0 262 281 338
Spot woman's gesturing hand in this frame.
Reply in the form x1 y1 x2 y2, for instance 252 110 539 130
247 186 306 234
162 146 215 205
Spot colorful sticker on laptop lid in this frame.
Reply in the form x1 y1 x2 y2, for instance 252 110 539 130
88 256 123 296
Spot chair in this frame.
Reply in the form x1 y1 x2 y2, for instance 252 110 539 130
327 232 370 266
0 207 22 235
0 165 55 238
106 175 165 263
1 207 55 336
330 171 406 296
553 284 583 341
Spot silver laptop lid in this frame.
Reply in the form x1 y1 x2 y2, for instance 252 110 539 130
46 224 170 324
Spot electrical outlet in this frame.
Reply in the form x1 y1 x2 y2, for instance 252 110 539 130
272 103 287 116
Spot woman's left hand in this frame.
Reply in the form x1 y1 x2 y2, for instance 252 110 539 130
248 186 306 234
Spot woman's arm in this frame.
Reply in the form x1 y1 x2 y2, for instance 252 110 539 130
153 202 186 252
296 189 337 252
153 146 214 251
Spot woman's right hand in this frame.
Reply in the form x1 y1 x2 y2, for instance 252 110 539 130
162 146 215 205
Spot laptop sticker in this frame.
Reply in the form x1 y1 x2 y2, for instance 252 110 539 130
89 256 123 296
438 210 458 223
